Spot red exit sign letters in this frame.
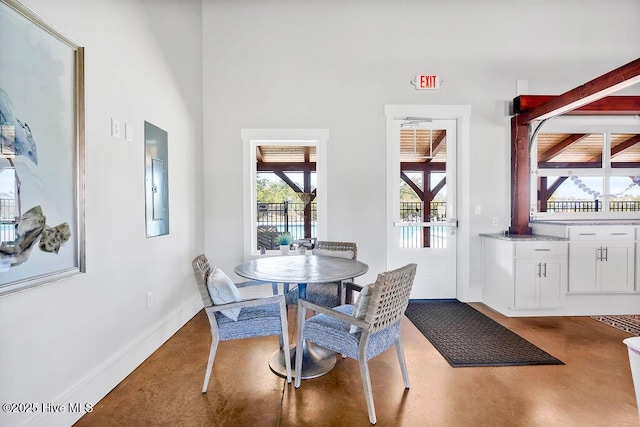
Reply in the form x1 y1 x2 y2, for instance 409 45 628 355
413 75 440 90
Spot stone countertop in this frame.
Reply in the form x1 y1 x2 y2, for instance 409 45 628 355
480 233 569 242
530 220 640 226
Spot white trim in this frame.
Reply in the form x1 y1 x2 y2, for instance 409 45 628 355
241 129 328 261
23 298 202 427
383 105 472 301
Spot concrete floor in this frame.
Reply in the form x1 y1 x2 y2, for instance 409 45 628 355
75 303 639 426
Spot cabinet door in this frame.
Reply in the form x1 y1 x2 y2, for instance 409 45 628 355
569 242 599 292
514 259 539 308
540 259 563 307
600 242 635 292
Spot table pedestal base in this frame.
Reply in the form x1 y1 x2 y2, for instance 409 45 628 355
269 341 336 380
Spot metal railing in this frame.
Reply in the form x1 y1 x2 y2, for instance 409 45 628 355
546 200 640 212
256 201 316 249
399 201 447 249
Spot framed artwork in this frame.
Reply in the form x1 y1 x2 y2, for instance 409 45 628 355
144 121 169 237
0 0 85 296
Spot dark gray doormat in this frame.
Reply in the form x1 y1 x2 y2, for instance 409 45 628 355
405 300 564 367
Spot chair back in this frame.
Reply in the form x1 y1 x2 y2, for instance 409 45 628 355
314 241 357 259
192 254 214 307
364 263 417 334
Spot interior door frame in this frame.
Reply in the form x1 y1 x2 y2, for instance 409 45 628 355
384 105 472 301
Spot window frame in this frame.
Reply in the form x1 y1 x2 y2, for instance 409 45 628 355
241 129 328 260
530 116 640 220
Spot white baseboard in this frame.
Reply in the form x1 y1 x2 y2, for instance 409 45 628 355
22 298 202 427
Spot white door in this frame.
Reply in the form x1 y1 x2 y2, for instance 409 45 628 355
386 117 458 299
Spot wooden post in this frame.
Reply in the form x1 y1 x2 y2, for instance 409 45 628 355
509 116 533 235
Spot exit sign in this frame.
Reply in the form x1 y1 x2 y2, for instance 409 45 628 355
413 75 440 90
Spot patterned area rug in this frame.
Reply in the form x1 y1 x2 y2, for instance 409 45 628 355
591 315 640 336
405 300 564 367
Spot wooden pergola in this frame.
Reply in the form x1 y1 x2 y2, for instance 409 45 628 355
256 145 316 239
509 57 640 234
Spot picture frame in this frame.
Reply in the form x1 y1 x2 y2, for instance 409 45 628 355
0 0 85 296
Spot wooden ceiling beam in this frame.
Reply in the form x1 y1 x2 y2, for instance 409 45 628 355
257 162 316 172
515 57 640 124
514 95 640 115
538 133 588 162
400 162 446 172
588 134 640 163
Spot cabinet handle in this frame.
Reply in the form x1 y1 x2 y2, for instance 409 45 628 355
537 262 541 277
610 233 628 236
603 247 608 262
579 233 596 235
542 263 547 278
597 247 602 261
534 248 551 251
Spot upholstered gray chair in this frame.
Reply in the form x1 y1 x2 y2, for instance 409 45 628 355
285 241 358 308
294 263 417 425
192 254 291 392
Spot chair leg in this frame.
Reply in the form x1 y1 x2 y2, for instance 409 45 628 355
279 299 292 383
358 358 377 425
294 303 307 388
395 339 410 389
202 333 220 393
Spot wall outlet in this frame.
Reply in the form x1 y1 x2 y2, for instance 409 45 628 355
474 205 481 215
146 291 153 309
492 217 499 226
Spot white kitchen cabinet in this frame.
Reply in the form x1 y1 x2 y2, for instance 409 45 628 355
514 258 564 308
568 227 635 293
482 236 567 315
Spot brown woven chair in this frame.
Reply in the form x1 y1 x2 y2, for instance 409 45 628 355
285 240 358 308
294 263 417 424
192 255 291 392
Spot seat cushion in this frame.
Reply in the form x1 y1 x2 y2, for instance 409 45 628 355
207 268 242 320
349 284 373 333
286 283 339 307
303 305 401 360
215 303 283 341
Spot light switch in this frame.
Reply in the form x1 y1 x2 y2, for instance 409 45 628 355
125 123 133 142
111 118 121 138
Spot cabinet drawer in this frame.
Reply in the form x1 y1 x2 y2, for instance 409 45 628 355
569 226 635 241
515 242 567 258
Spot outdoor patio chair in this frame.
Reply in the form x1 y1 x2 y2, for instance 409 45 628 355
294 263 417 425
191 254 292 392
285 241 358 308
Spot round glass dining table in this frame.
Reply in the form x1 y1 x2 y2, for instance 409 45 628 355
234 255 369 379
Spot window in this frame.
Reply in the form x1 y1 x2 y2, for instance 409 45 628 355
241 129 327 259
531 116 640 219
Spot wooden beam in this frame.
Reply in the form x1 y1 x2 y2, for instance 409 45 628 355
514 95 640 115
588 134 640 163
401 172 424 200
431 177 446 197
273 170 302 194
509 116 532 235
516 58 640 124
538 134 587 162
257 162 316 172
427 131 447 159
400 162 446 172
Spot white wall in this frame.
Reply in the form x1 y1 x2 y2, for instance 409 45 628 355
202 0 640 296
0 1 203 426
